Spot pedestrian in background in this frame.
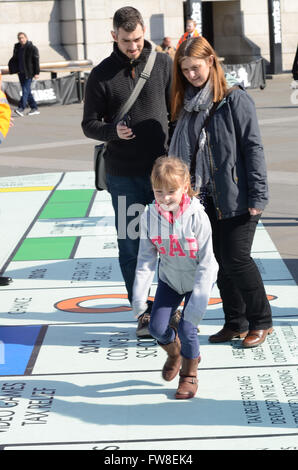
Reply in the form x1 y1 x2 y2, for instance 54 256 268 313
8 32 40 117
169 36 273 348
177 19 200 49
155 37 176 60
0 70 13 286
82 7 172 338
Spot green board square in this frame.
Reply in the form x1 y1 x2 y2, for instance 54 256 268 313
39 190 94 219
39 202 91 219
49 190 94 203
13 237 77 261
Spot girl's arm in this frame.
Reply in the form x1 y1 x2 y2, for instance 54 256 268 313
132 211 158 317
183 209 218 327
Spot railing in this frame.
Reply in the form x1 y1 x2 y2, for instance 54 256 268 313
0 59 93 75
0 59 93 102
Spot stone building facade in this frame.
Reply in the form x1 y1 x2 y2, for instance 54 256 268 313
0 0 296 72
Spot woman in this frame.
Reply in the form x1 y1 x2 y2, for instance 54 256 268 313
169 36 273 348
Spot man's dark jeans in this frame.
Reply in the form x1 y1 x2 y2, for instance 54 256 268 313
206 198 272 332
18 73 38 110
106 173 154 303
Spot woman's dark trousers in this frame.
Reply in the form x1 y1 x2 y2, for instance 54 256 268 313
206 199 272 332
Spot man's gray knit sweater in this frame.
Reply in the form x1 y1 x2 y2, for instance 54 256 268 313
81 40 172 177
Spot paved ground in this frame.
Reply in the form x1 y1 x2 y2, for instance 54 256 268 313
0 73 297 284
0 170 297 451
248 74 298 285
0 73 297 453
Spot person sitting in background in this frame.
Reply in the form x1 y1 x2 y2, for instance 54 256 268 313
155 37 176 60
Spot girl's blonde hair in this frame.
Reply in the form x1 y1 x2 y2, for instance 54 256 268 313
151 156 197 198
171 36 227 120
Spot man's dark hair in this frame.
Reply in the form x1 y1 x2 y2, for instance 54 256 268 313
113 7 144 32
17 32 28 39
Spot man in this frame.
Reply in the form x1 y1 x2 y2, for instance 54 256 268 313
0 71 13 286
177 19 200 49
8 32 40 117
155 37 176 60
82 7 172 337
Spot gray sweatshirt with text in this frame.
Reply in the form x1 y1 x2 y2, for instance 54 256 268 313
132 197 218 327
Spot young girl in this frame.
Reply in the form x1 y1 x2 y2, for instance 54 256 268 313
132 156 218 399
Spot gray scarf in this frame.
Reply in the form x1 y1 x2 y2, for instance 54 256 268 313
169 79 214 190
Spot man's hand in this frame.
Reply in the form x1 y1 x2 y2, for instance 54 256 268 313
116 122 135 140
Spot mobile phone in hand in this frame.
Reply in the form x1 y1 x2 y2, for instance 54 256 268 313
120 114 131 127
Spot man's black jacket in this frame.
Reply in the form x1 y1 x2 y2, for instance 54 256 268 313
8 41 40 79
81 40 172 177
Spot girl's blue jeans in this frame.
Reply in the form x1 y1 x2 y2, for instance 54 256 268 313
149 279 200 359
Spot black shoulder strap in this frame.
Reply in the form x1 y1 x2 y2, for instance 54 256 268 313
113 50 157 123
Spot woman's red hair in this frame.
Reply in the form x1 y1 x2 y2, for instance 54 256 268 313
171 36 227 120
